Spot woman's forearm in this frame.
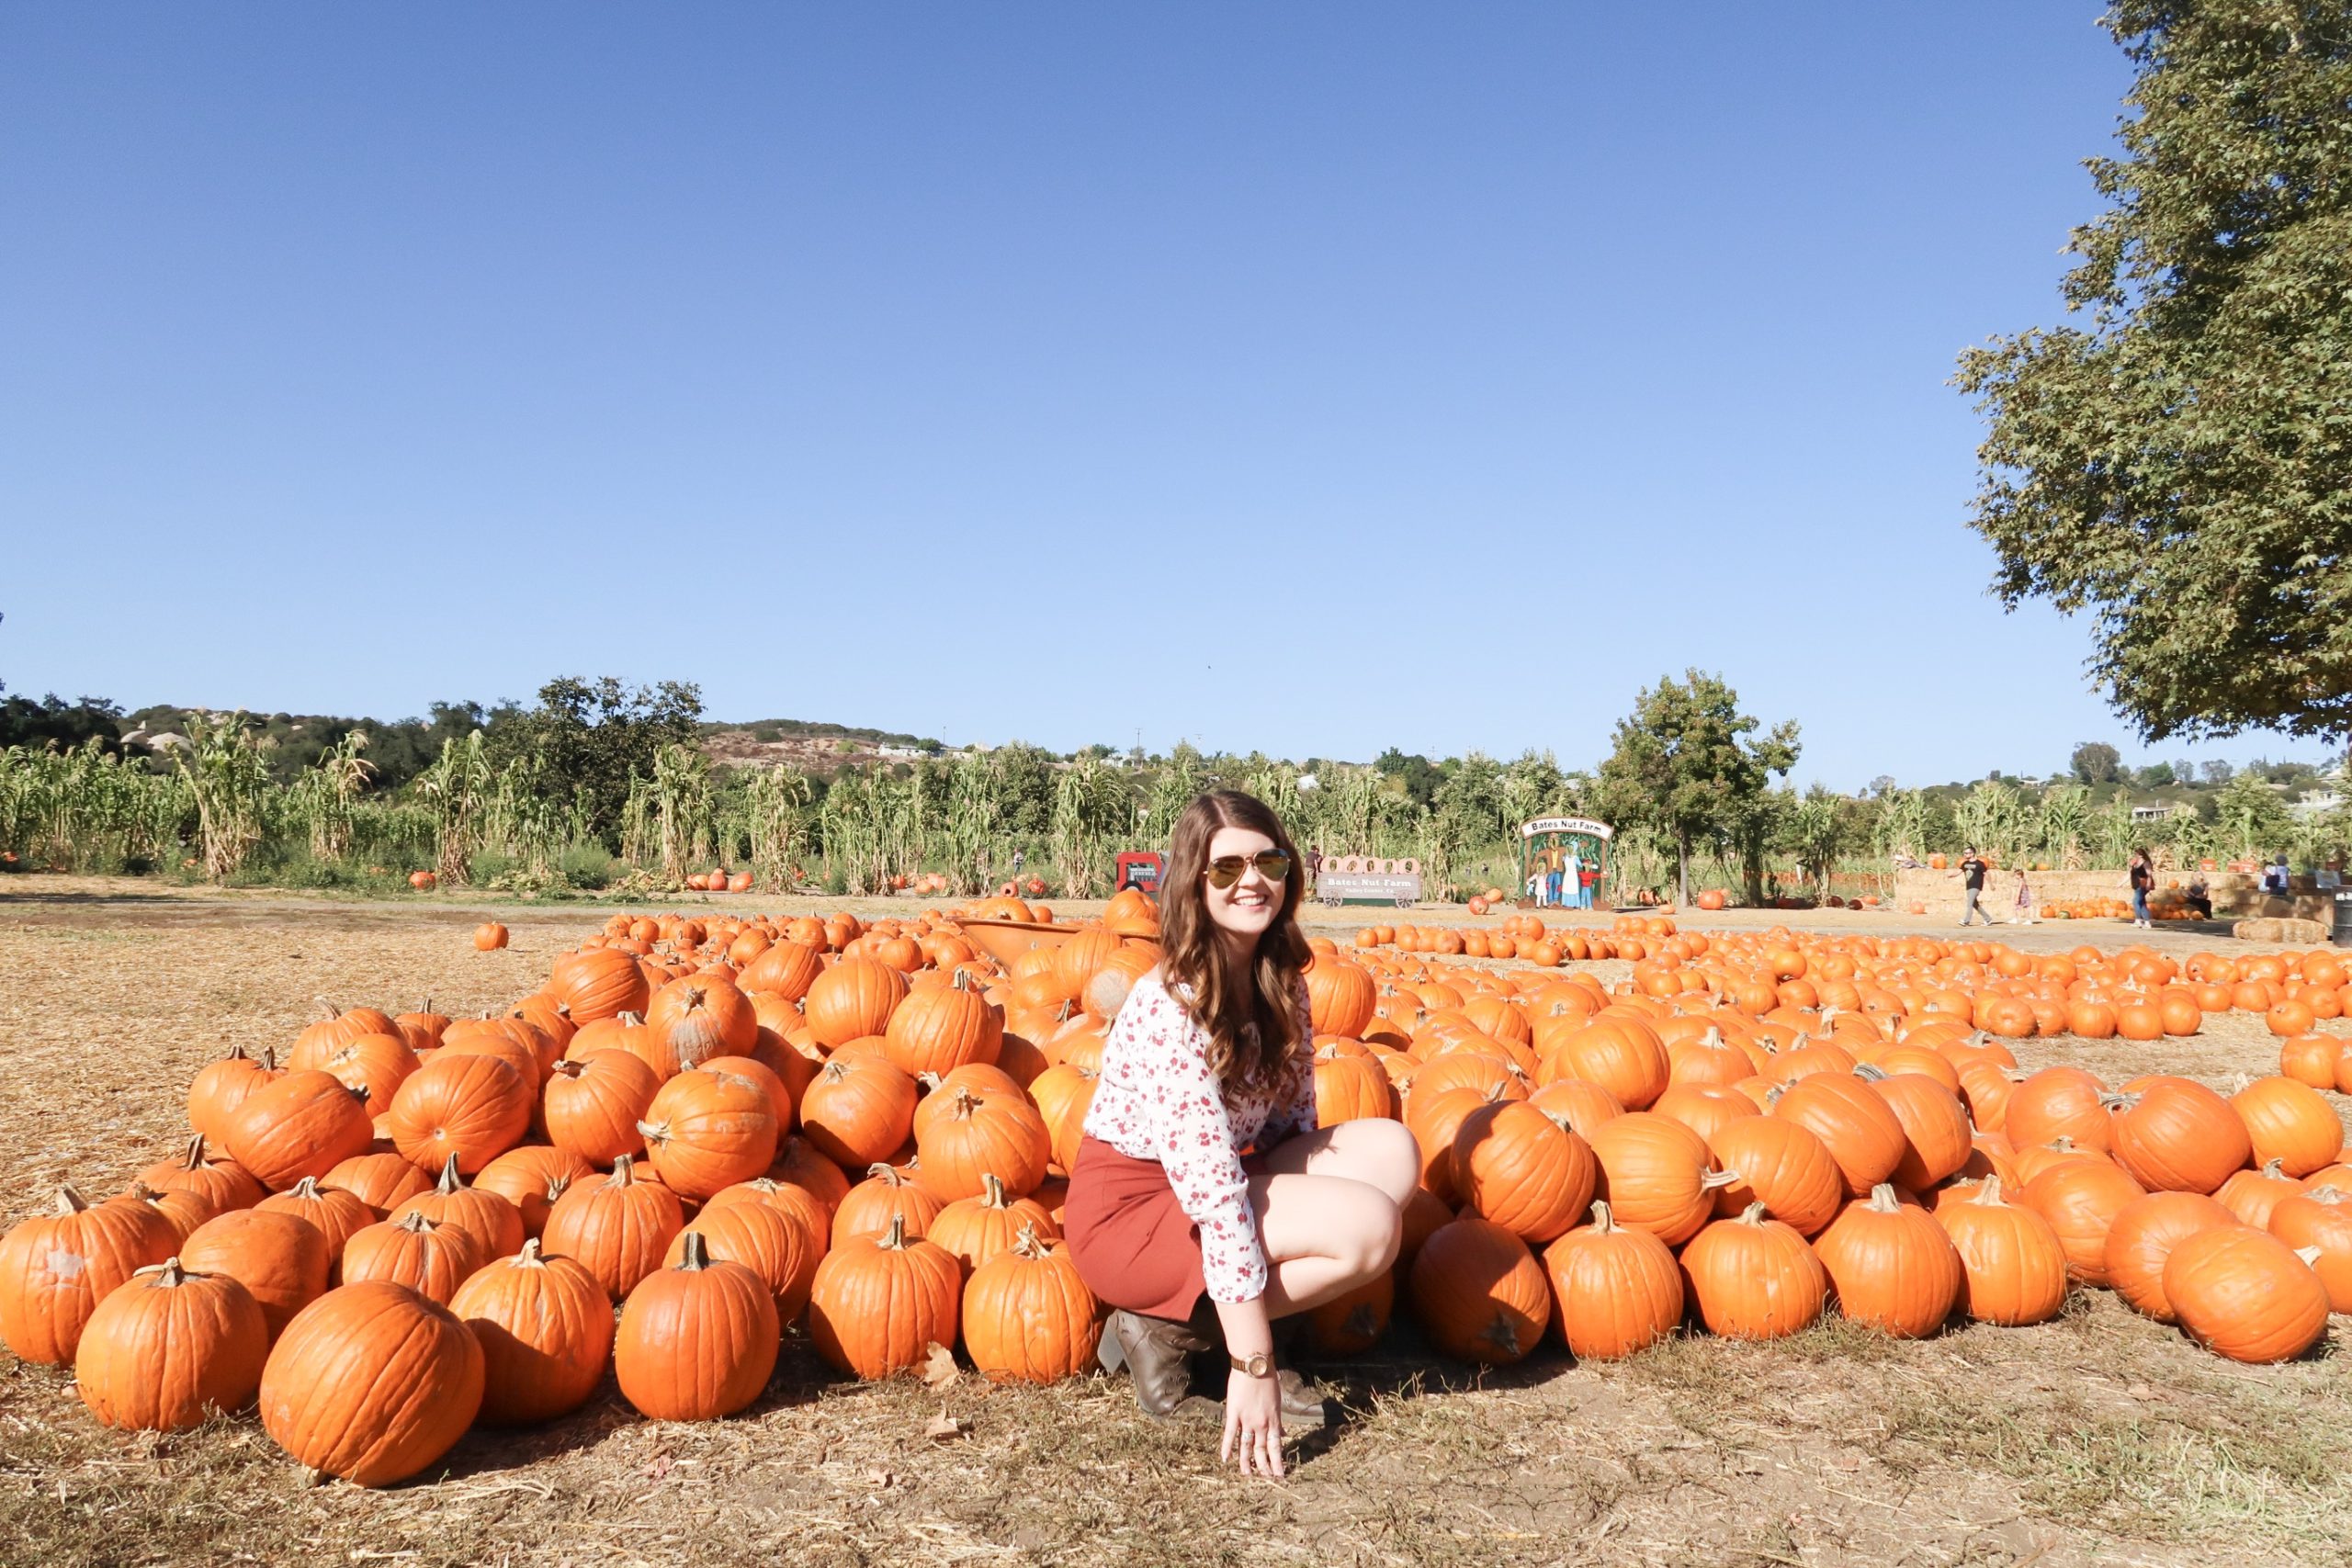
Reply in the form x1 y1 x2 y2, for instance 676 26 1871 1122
1214 1295 1275 1360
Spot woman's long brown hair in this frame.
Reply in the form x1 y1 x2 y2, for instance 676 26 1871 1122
1159 790 1311 1094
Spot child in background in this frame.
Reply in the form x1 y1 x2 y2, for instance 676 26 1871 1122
2011 867 2037 924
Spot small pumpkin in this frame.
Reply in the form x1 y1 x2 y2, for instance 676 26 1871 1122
1408 1215 1551 1364
960 1224 1100 1383
74 1258 269 1431
258 1280 484 1486
177 1209 332 1340
807 1215 961 1379
1678 1202 1827 1340
1540 1201 1681 1359
448 1239 615 1426
616 1229 780 1420
540 1154 685 1301
0 1188 179 1364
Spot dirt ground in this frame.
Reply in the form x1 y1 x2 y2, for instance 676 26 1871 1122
2 877 2347 1568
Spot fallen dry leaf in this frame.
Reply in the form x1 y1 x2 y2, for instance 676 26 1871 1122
921 1341 960 1390
924 1410 970 1442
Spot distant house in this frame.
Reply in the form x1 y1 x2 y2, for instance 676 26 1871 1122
2290 788 2343 818
2130 802 2176 823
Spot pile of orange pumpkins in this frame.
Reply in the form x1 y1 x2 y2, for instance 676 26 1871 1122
5 895 2348 1490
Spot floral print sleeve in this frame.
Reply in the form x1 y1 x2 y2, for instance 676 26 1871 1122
1080 976 1280 1303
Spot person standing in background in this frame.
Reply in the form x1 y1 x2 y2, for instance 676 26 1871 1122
1956 849 1996 926
2011 867 2037 925
2129 849 2154 929
1306 844 1322 896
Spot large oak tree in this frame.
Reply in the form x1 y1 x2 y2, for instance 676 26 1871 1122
1956 1 2351 743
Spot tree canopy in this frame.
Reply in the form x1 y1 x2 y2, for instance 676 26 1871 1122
1592 671 1799 904
2071 740 2124 784
1955 1 2352 743
492 677 703 845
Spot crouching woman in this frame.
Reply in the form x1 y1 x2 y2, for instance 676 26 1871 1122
1063 790 1419 1477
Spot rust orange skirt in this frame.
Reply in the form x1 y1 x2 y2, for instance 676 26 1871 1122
1064 1134 1271 1322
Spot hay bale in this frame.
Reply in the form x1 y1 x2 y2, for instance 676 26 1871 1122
2231 917 2329 945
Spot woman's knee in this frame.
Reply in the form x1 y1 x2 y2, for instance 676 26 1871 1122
1338 1118 1422 1206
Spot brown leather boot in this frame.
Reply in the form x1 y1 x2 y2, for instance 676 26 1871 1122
1107 1308 1216 1420
1268 1316 1329 1431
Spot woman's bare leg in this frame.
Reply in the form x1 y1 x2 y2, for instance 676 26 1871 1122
1246 1171 1404 1315
1257 1118 1421 1205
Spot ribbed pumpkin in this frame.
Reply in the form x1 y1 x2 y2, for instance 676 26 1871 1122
2018 1158 2144 1285
177 1209 332 1340
832 1163 944 1247
1541 1201 1682 1359
1705 1116 1843 1236
1305 959 1378 1040
385 1051 535 1176
291 1004 401 1067
705 1175 836 1243
1813 1184 1962 1337
137 1135 266 1213
1769 1075 1908 1198
2214 1159 2306 1230
804 958 909 1051
1526 1077 1625 1140
736 938 825 1001
765 1136 854 1217
2230 1076 2344 1178
0 1189 179 1363
255 1178 378 1264
2106 1077 2252 1194
1540 1018 1668 1109
636 1062 781 1200
1651 1083 1759 1147
390 1155 526 1259
807 1215 962 1379
1585 1113 1732 1246
2163 1226 2330 1363
544 1049 661 1166
1861 1069 1973 1190
798 1055 919 1170
1451 1100 1597 1244
1313 1046 1396 1127
341 1211 487 1304
1931 1176 2068 1325
615 1230 780 1420
2103 1190 2238 1322
550 946 651 1021
124 1181 221 1243
1408 1215 1551 1363
883 970 1003 1077
663 1200 824 1325
307 1032 421 1118
540 1155 686 1300
74 1258 269 1431
187 1046 280 1146
1305 1270 1394 1357
320 1151 434 1213
220 1070 376 1192
472 1146 595 1240
258 1281 484 1486
2268 1186 2352 1313
2003 1066 2112 1153
642 976 760 1074
961 1224 1100 1383
912 1084 1051 1202
926 1173 1060 1279
448 1239 614 1426
1678 1203 1827 1340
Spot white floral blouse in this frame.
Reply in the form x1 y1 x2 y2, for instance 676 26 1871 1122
1080 971 1317 1303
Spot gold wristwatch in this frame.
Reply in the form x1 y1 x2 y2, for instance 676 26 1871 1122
1228 1349 1273 1378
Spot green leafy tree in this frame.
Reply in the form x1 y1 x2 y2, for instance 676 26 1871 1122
495 677 702 848
1592 671 1800 906
1956 3 2352 741
2071 741 2124 785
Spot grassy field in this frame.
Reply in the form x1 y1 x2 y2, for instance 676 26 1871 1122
1 879 2346 1567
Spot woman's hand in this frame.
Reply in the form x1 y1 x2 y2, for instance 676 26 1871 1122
1220 1368 1285 1478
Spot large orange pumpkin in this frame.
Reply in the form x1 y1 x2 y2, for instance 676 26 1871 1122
1677 1202 1826 1340
614 1231 779 1419
807 1216 961 1379
447 1239 615 1425
2108 1077 2253 1194
74 1258 269 1431
384 1052 535 1177
1408 1215 1551 1364
258 1280 483 1485
2163 1225 2329 1363
220 1070 377 1192
0 1189 180 1364
960 1224 1100 1383
636 1062 781 1200
1540 1201 1681 1359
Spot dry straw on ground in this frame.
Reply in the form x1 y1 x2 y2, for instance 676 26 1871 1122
0 879 2346 1567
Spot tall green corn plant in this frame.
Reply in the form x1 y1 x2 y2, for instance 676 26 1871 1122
650 742 715 879
416 732 493 884
941 752 1006 893
1141 743 1207 843
2091 795 2140 869
288 730 374 862
744 766 814 887
1951 779 2027 863
1050 756 1133 897
173 714 275 881
2036 784 2091 869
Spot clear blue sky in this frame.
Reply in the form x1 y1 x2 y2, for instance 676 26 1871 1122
0 4 2328 790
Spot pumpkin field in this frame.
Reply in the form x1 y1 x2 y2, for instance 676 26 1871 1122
2 878 2349 1568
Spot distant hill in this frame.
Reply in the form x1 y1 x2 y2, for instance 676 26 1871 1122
698 717 944 774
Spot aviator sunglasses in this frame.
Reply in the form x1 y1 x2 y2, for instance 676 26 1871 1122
1204 851 1292 889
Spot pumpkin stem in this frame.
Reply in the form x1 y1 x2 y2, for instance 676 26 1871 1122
57 1186 89 1214
620 1010 645 1026
2295 1245 2324 1267
980 1172 1007 1208
181 1134 209 1170
676 1230 712 1270
611 1154 638 1185
259 1045 278 1072
1851 1063 1887 1082
1734 1201 1770 1225
867 1163 905 1185
1588 1200 1616 1234
879 1214 909 1251
636 1118 670 1145
435 1155 464 1195
394 1209 437 1234
288 1177 323 1199
1974 1175 2006 1205
951 1089 984 1120
151 1257 187 1288
1700 1169 1740 1191
1011 1221 1046 1258
552 1059 585 1081
2308 1186 2345 1204
2260 1157 2286 1179
1865 1183 1903 1213
514 1238 545 1267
